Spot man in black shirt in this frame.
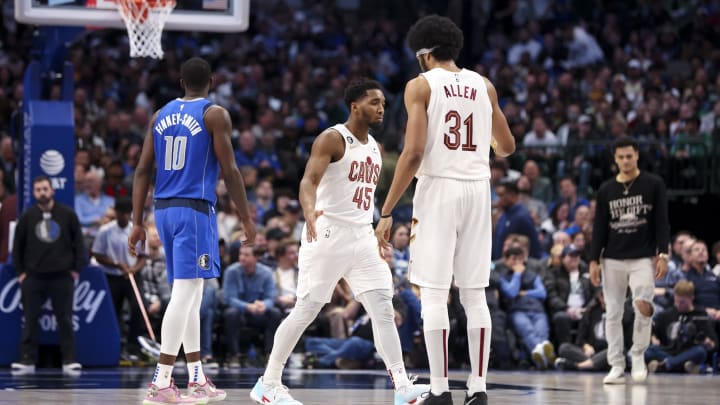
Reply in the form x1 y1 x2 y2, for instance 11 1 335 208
11 176 85 374
589 136 670 385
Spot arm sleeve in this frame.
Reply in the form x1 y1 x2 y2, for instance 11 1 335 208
12 213 27 276
499 273 521 299
590 187 608 262
524 275 547 300
654 179 670 254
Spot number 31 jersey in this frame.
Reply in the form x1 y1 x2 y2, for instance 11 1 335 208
153 98 220 204
416 68 493 181
315 124 381 225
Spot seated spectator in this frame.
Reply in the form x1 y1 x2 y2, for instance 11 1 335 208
390 223 411 278
517 175 548 225
254 179 275 224
493 180 542 260
683 241 720 321
523 116 559 159
670 231 694 269
498 247 555 369
222 245 282 367
564 205 591 237
273 240 299 314
104 159 129 198
555 288 610 372
522 160 553 205
646 281 718 373
540 201 570 236
671 116 712 158
75 169 115 242
552 176 589 221
140 228 170 337
544 245 593 346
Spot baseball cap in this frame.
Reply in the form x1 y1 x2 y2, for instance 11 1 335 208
578 114 592 124
286 199 301 213
561 244 581 257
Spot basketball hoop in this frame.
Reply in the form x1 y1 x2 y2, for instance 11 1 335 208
116 0 176 59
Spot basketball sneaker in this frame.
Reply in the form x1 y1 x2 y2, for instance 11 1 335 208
423 391 453 404
394 376 430 405
249 377 303 404
143 379 199 404
463 392 487 405
188 377 227 402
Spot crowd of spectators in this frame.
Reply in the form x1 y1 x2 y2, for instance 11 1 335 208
0 0 719 371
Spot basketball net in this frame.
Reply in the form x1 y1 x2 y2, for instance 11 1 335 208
116 0 176 59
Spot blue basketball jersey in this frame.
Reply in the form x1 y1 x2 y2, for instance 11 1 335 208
153 98 219 204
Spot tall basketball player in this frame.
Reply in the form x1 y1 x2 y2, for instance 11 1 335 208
251 79 429 405
130 57 256 404
375 16 516 405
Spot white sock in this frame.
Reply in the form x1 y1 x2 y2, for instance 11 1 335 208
187 360 206 385
425 328 449 395
388 362 410 391
152 363 173 388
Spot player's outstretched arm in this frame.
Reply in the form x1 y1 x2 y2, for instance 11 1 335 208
484 78 515 157
379 76 429 218
299 129 343 242
129 111 158 256
207 105 256 246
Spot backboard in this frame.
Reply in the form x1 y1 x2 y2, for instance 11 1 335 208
15 0 250 32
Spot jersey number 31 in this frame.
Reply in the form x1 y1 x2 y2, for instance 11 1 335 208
163 136 187 170
443 111 476 151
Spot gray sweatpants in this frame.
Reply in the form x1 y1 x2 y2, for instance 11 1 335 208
602 258 654 369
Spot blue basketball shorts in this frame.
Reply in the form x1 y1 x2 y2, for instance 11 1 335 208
154 198 220 284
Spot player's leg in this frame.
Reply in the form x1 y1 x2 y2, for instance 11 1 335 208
601 259 630 384
408 177 456 401
627 258 655 382
454 180 492 401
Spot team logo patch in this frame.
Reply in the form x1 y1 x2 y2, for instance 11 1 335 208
324 229 331 238
35 218 61 243
198 254 211 270
346 136 354 144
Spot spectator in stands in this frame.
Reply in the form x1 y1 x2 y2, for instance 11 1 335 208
540 201 570 236
92 197 147 360
671 116 712 158
390 223 410 278
75 169 114 243
11 176 83 374
523 116 559 158
683 240 720 321
554 176 589 221
498 247 555 369
544 245 593 346
0 170 17 262
517 175 548 225
273 239 299 314
222 245 282 367
253 179 275 224
140 228 169 338
493 180 542 260
564 205 591 238
646 281 717 374
256 131 284 180
670 231 694 269
699 100 720 135
554 289 610 372
235 130 261 170
103 159 129 198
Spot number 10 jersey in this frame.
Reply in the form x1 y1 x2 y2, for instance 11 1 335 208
153 98 220 204
315 124 381 225
416 68 493 181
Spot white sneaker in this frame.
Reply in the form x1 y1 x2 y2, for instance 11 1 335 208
249 377 303 404
394 376 430 405
62 362 82 377
10 362 35 375
631 355 647 382
603 366 626 384
531 343 547 370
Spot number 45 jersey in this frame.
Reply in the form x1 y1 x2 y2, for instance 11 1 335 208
417 68 492 181
153 98 220 205
315 124 381 225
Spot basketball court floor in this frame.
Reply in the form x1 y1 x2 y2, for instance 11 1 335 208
0 367 716 404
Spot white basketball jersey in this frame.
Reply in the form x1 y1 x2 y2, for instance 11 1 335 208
416 68 493 180
315 124 382 225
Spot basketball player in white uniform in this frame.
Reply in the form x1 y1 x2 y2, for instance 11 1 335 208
251 79 429 405
375 16 516 405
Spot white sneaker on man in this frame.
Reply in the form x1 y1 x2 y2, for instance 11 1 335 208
603 366 626 384
631 355 647 382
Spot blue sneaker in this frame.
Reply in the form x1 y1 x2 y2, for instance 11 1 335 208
394 376 431 405
249 377 303 404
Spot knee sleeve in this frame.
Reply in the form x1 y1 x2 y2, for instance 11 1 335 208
459 288 491 329
420 287 450 331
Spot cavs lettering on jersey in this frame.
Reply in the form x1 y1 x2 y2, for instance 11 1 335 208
153 98 220 204
416 68 493 180
316 124 381 225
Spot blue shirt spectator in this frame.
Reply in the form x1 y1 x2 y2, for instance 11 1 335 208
74 170 114 238
493 181 542 260
222 249 277 313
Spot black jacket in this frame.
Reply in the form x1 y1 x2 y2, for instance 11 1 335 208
12 202 85 277
544 264 594 314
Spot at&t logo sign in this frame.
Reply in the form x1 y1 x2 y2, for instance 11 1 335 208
40 149 68 189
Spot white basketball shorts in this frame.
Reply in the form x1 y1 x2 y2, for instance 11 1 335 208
296 216 393 303
408 176 492 289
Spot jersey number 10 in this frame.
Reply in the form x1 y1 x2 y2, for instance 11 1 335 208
163 136 188 170
444 111 477 151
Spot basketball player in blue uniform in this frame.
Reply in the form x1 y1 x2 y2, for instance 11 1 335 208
130 57 256 404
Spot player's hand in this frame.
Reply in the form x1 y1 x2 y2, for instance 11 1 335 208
129 226 147 257
655 256 668 281
17 273 26 284
589 261 601 287
374 216 393 256
305 209 324 242
582 343 595 357
242 219 257 247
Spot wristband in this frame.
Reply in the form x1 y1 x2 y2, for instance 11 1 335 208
380 213 392 219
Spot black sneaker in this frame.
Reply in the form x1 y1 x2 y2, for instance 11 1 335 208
424 391 454 404
464 391 487 405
